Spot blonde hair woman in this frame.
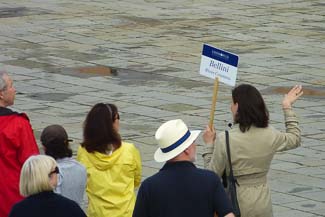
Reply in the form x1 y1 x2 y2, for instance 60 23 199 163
9 155 86 217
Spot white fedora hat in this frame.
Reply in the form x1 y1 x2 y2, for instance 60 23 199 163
154 119 201 162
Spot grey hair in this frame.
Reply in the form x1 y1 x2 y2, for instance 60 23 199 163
0 71 8 91
20 155 57 197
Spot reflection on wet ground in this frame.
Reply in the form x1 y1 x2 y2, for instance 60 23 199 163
27 93 74 101
78 66 117 76
0 7 51 18
263 86 325 98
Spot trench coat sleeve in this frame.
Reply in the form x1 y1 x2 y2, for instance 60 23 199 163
202 134 227 177
273 108 301 152
133 147 142 188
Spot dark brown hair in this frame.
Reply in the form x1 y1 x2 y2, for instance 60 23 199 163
41 125 72 160
44 140 72 160
232 84 269 132
81 103 121 153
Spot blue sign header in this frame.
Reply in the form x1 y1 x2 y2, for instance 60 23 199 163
202 44 239 67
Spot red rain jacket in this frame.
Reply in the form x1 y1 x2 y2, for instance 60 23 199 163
0 107 39 217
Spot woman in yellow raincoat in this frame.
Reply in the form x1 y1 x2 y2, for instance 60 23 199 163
77 103 142 217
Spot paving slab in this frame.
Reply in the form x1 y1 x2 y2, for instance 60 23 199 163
0 0 324 215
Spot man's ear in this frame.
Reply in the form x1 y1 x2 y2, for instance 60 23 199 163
183 148 190 155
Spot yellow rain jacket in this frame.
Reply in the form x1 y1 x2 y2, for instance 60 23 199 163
77 142 142 217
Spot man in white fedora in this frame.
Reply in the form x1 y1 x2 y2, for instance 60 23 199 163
133 119 235 217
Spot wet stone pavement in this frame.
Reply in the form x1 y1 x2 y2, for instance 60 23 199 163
1 0 325 216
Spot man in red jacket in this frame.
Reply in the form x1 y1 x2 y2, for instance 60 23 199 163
0 71 39 217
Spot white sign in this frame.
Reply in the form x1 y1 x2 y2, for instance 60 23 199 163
199 44 239 86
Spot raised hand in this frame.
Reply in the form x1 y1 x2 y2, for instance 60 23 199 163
203 125 216 145
282 85 303 109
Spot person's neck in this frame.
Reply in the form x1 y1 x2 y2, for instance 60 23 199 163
168 155 191 162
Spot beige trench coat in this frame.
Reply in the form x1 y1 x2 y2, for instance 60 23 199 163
203 108 301 217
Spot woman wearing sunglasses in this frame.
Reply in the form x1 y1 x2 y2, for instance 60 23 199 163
77 103 142 217
9 155 86 217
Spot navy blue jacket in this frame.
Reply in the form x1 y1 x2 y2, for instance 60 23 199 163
133 161 233 217
9 191 86 217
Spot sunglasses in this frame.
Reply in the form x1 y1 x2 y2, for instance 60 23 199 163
48 166 60 177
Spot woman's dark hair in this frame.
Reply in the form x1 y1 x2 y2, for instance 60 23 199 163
81 103 121 153
232 84 269 132
44 141 72 160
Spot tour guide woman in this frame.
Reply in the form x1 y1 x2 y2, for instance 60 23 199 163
203 84 303 217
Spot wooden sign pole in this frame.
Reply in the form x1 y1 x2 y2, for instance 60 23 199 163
209 77 219 129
